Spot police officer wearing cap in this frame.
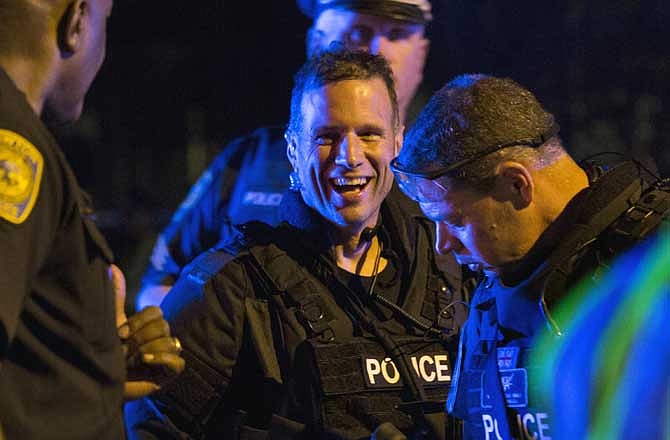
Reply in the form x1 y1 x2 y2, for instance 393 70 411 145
126 49 469 440
391 74 670 439
137 0 440 310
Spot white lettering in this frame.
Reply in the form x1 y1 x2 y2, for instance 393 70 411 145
434 354 450 381
419 355 436 382
411 356 420 377
482 415 503 440
367 354 451 386
536 413 551 440
483 414 495 440
381 358 400 384
493 418 503 440
522 413 537 440
366 359 380 385
268 194 283 205
242 192 283 206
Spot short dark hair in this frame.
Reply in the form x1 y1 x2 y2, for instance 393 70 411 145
286 48 399 137
397 74 564 190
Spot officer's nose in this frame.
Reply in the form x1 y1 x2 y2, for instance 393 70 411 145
345 33 384 55
435 221 464 255
334 133 364 168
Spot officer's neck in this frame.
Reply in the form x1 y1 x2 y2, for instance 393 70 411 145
331 234 388 277
0 55 55 117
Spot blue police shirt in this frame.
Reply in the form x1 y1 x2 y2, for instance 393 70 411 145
141 126 291 291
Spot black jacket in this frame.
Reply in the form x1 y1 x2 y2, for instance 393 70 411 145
0 68 125 439
127 186 470 440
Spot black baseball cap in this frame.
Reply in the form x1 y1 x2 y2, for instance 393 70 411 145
296 0 432 24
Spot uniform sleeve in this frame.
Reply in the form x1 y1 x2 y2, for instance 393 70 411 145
139 136 253 291
127 257 251 439
0 152 59 358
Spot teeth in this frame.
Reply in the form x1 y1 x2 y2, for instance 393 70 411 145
332 177 369 187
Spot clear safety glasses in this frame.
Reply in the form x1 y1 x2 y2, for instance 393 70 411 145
391 122 560 203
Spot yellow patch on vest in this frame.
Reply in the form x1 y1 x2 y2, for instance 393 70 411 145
0 129 44 224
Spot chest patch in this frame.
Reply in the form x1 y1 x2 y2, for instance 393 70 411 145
0 129 43 224
497 346 520 369
362 352 451 389
242 191 283 207
481 368 528 409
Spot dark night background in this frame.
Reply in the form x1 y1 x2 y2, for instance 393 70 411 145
53 0 670 306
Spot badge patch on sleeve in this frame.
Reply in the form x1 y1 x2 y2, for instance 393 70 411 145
0 129 43 224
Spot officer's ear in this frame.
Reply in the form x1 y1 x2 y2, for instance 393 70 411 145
285 131 299 171
58 0 87 55
496 161 534 209
393 124 405 157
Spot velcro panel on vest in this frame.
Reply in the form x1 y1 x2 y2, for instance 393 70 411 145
302 337 451 437
244 296 283 384
157 349 227 433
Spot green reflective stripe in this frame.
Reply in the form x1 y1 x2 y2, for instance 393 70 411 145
590 230 670 439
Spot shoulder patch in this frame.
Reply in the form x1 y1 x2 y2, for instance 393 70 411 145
0 129 44 224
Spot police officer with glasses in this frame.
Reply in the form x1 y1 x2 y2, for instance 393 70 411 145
391 74 670 440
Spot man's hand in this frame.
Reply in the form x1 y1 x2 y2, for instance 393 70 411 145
111 264 185 401
371 422 407 440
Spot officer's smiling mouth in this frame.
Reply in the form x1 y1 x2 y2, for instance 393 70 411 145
330 176 372 193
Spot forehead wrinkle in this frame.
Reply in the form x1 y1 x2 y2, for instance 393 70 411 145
298 79 396 151
310 124 341 135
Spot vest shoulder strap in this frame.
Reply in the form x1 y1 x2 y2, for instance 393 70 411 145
541 177 670 334
245 238 341 342
158 248 241 438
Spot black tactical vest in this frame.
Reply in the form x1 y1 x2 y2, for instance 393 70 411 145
167 220 466 439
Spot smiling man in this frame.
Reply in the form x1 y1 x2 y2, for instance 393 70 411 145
284 54 403 243
392 74 670 439
126 50 468 440
137 0 435 310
